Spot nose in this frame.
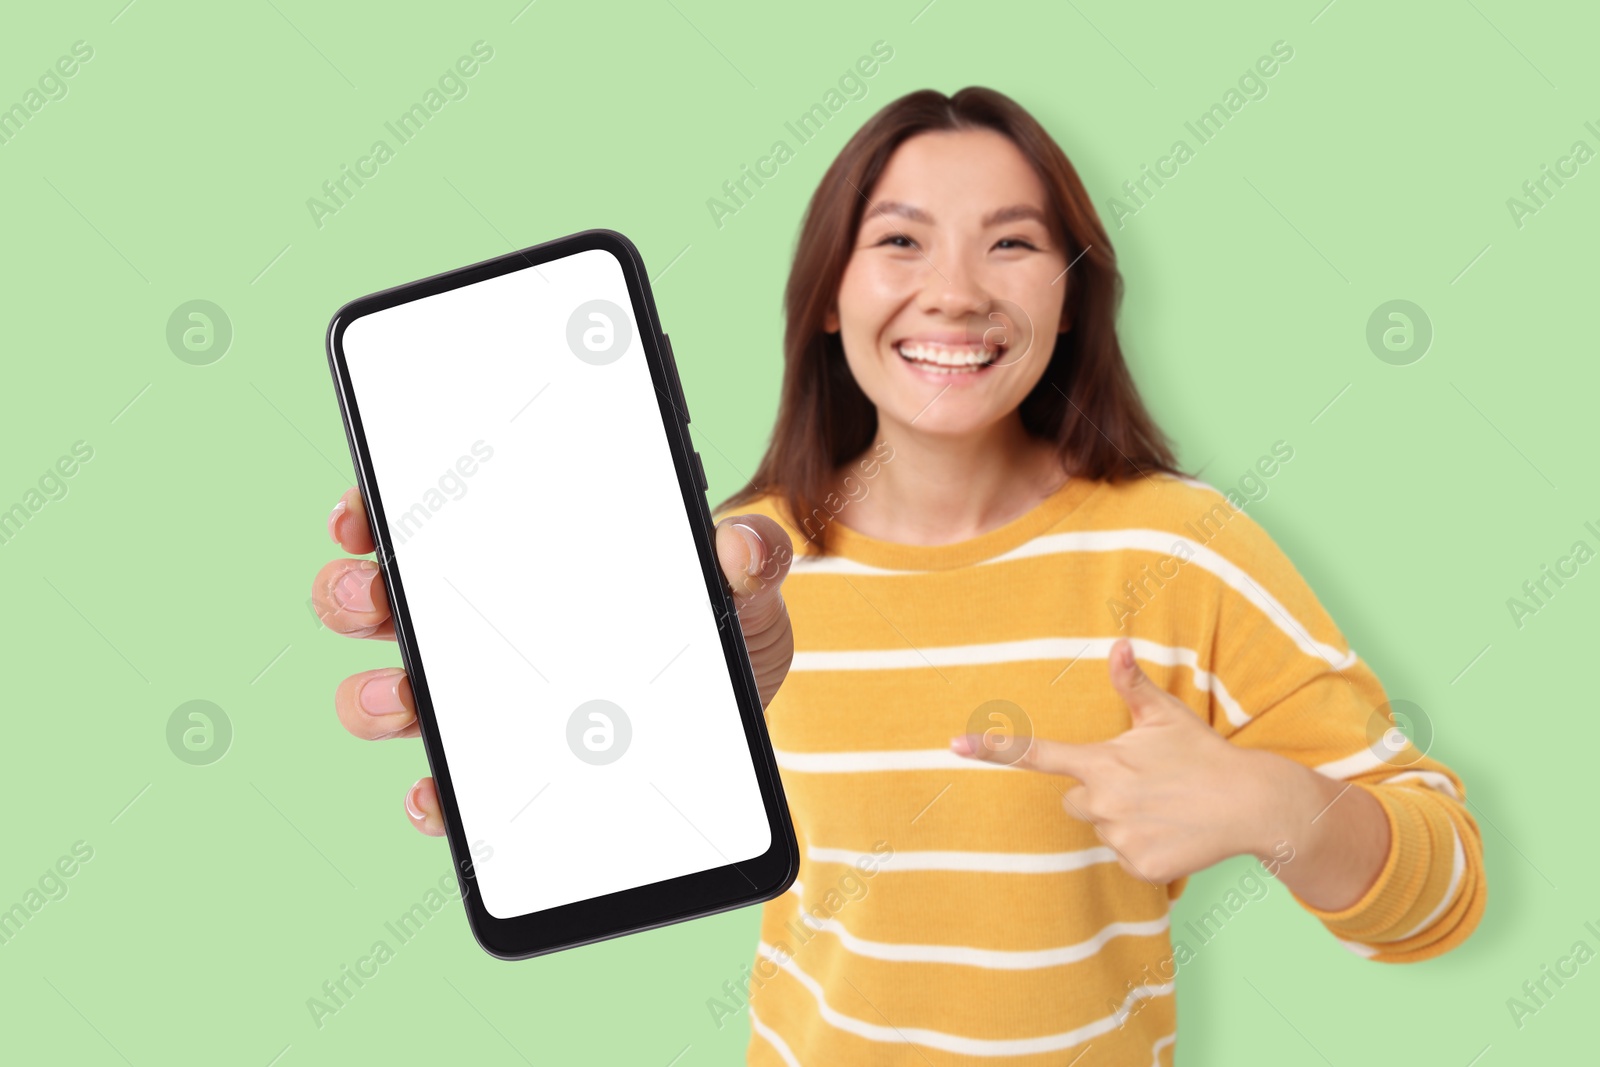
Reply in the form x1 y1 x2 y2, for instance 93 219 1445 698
916 242 990 320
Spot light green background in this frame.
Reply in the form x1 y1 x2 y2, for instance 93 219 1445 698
1 0 1593 1063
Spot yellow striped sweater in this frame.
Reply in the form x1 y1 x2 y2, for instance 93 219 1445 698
714 470 1485 1066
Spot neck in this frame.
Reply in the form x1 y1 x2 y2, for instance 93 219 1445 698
842 414 1067 546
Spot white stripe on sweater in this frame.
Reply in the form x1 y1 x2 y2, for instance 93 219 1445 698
791 909 1171 970
1395 824 1467 942
1380 769 1460 800
774 746 1014 773
756 940 1172 1057
1316 737 1425 780
748 1006 803 1067
789 635 1252 727
790 526 1359 672
808 844 1120 875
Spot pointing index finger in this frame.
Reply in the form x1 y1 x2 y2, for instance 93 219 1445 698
952 732 1104 782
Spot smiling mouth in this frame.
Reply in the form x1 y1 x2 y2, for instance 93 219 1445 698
894 340 1003 375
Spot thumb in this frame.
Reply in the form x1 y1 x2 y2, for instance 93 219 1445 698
714 514 795 708
715 513 793 608
1108 638 1178 727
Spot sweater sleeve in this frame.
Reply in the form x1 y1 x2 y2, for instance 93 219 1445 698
1193 496 1486 963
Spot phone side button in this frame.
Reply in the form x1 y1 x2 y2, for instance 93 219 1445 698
661 332 691 424
691 450 709 493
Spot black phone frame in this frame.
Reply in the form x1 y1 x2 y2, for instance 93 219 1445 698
324 228 798 960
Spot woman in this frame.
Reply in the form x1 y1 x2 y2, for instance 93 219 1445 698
315 88 1485 1064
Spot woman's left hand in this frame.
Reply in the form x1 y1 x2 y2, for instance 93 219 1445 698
951 638 1289 885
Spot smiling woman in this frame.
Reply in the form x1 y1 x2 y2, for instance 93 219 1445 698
720 89 1181 553
705 86 1485 1066
310 83 1486 1066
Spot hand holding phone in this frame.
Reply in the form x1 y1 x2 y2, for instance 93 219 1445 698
317 230 799 958
316 487 795 734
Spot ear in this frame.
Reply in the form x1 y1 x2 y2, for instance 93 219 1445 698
824 307 839 333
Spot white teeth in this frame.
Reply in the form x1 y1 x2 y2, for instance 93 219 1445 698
911 363 984 374
896 341 998 368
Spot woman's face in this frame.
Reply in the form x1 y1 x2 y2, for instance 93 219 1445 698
826 127 1070 440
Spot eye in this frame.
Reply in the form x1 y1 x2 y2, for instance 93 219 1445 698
874 233 916 249
995 237 1039 251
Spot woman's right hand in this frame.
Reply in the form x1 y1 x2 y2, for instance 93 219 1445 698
313 487 796 837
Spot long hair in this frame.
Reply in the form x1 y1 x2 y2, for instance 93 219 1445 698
715 86 1186 553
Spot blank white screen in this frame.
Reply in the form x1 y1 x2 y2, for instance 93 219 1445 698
342 247 770 918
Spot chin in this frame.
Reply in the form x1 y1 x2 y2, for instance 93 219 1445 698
887 400 1006 438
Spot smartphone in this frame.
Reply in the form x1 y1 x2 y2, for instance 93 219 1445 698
324 228 798 960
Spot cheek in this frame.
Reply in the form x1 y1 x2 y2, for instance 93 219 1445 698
998 289 1062 377
1018 273 1067 336
837 259 910 333
1003 277 1068 364
1007 344 1056 393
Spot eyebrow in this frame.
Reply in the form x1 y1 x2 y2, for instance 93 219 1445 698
864 200 1050 228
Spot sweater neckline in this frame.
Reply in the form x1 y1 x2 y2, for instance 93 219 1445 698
812 475 1101 571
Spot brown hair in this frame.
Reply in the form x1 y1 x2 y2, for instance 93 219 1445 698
715 86 1187 552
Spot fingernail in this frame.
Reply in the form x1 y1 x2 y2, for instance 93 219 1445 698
405 779 427 821
359 670 408 716
950 734 974 755
333 560 379 612
328 499 348 544
730 522 764 576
